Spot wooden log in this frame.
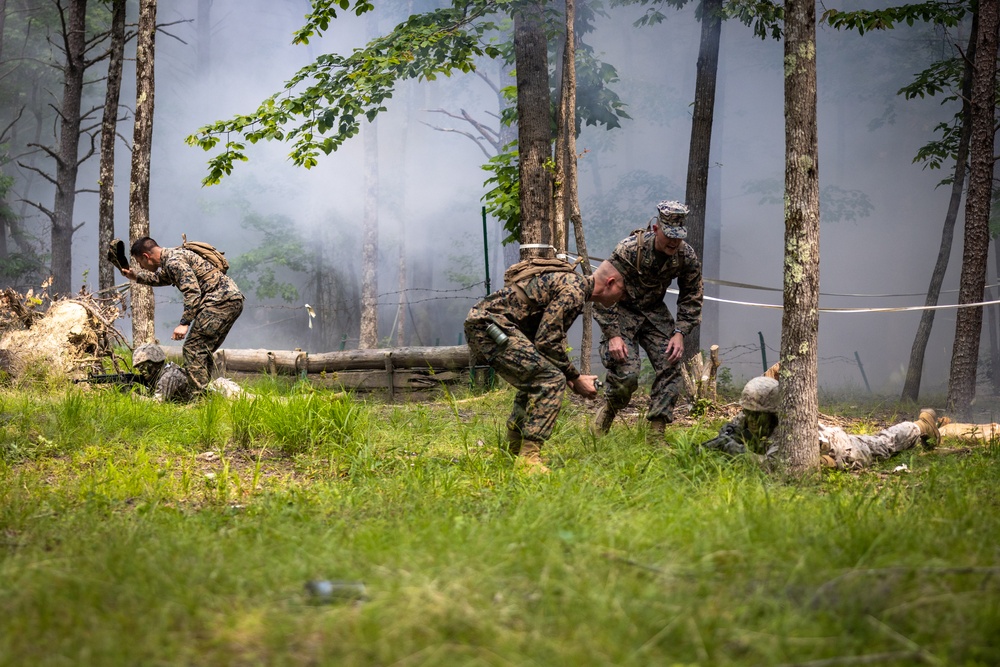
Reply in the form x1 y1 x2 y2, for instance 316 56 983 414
160 345 472 374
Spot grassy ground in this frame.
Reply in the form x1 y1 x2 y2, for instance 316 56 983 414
1 378 998 666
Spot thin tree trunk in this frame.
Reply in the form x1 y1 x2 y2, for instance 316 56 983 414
514 1 551 257
359 117 379 349
558 0 593 373
947 0 999 417
774 0 820 475
130 0 156 343
901 16 977 403
49 0 87 296
684 0 722 359
498 59 520 271
98 0 126 293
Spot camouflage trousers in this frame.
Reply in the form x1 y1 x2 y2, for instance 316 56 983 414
183 297 244 393
819 422 921 470
465 321 567 444
599 321 681 422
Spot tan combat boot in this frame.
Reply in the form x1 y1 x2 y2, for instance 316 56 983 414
503 426 523 456
516 440 550 474
916 408 940 450
592 402 617 436
646 418 668 445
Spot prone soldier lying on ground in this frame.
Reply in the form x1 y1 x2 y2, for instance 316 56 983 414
702 375 943 469
132 343 193 403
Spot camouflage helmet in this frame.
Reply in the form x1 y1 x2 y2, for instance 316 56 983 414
133 343 166 366
741 376 780 413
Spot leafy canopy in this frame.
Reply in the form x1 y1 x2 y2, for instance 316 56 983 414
186 1 509 185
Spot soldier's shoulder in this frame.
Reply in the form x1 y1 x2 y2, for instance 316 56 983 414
679 241 701 261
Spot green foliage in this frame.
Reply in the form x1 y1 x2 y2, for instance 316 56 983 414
227 212 310 302
822 2 969 35
186 3 507 185
723 0 784 40
482 146 521 244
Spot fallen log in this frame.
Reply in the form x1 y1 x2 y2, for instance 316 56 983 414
161 345 473 375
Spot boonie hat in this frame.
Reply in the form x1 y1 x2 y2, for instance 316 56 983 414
656 200 689 239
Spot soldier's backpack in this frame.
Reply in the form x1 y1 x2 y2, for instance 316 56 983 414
181 234 229 274
503 256 580 305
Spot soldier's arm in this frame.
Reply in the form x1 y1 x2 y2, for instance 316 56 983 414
673 246 704 337
131 267 172 287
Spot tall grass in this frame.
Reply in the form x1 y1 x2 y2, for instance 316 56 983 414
0 384 997 666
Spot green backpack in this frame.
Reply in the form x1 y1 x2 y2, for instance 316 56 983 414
503 256 579 304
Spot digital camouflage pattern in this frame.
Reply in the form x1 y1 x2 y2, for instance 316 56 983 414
465 271 595 444
703 410 923 469
595 230 703 422
155 363 192 403
132 246 244 394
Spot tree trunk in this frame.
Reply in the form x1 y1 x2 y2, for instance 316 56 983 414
130 0 156 344
901 15 977 403
684 0 722 359
947 0 999 417
513 1 551 257
557 0 593 373
359 117 379 348
98 0 126 294
49 0 87 296
774 0 821 475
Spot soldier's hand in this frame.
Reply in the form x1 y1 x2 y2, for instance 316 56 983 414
569 374 599 398
608 336 628 361
665 332 684 364
121 268 136 280
172 324 189 341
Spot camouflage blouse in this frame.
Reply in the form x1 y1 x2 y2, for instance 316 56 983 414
132 247 243 325
465 271 595 380
596 230 703 339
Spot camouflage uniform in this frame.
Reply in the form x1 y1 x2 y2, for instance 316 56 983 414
132 247 244 393
465 271 594 445
704 412 923 470
595 230 703 422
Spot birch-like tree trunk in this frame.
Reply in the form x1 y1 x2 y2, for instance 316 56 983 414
774 0 821 475
556 0 593 373
513 1 551 257
130 0 156 343
98 0 126 293
684 0 722 359
48 0 87 296
359 116 379 348
947 0 999 416
901 14 977 403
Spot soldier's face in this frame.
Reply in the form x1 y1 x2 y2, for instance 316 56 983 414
652 225 683 255
135 251 159 271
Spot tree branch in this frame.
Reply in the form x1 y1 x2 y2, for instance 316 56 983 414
418 120 493 159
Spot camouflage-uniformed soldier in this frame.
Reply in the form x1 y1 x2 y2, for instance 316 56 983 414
132 342 193 402
702 376 941 469
594 200 704 436
120 237 244 396
464 260 625 473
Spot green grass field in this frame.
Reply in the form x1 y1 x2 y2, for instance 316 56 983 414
1 378 998 666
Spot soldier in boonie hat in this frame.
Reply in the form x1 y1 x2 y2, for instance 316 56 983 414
655 200 689 239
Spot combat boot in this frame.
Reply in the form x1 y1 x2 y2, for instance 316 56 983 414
592 402 617 436
916 408 940 450
516 440 550 475
645 417 666 442
503 426 523 456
